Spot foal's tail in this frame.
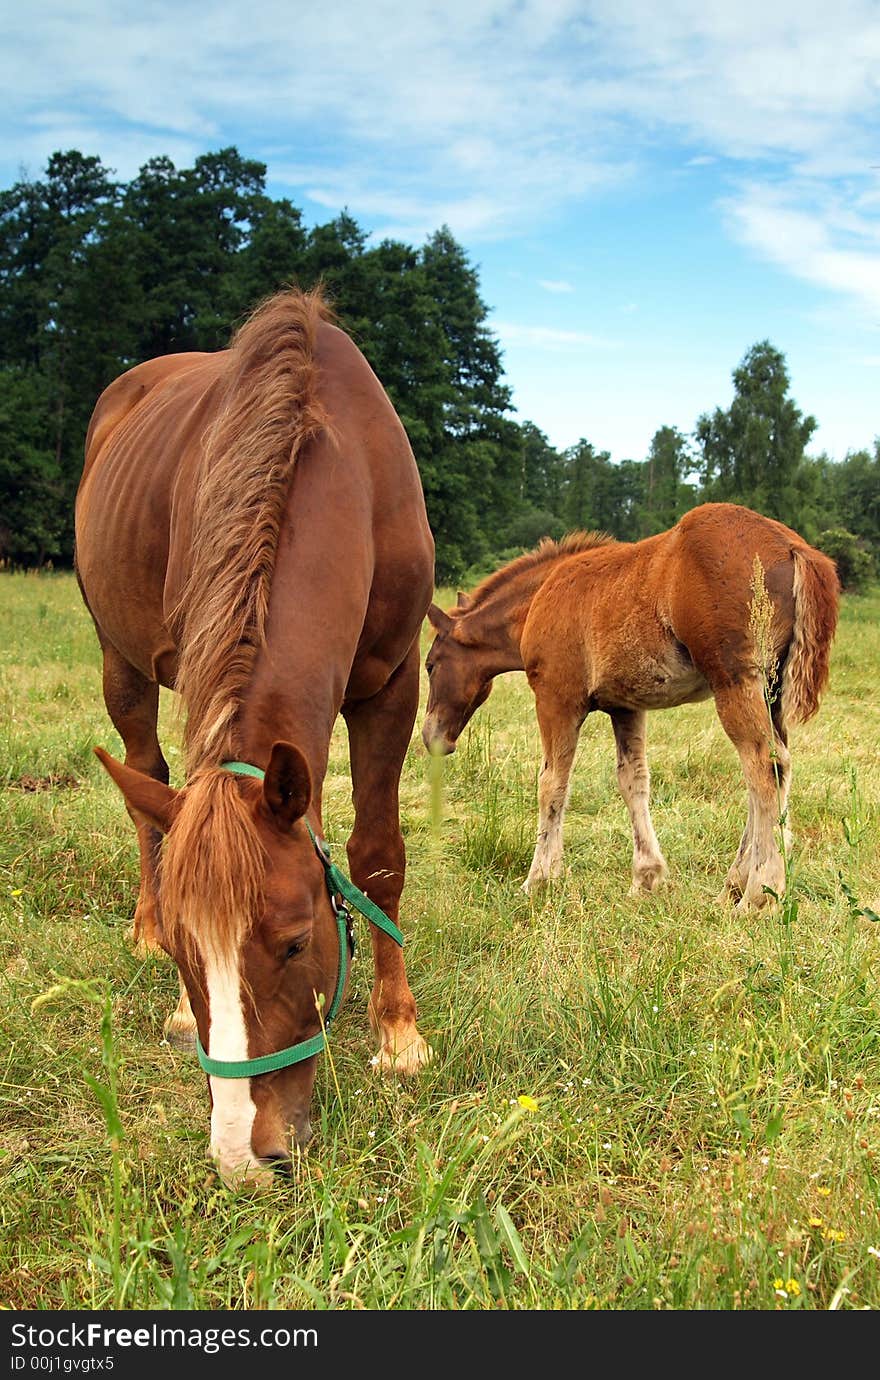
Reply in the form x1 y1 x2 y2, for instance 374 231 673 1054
779 543 841 729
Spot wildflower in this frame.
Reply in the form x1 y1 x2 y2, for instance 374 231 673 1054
517 1094 539 1113
773 1278 784 1290
785 1279 800 1297
822 1228 846 1243
10 888 22 897
817 1185 831 1197
808 1216 824 1228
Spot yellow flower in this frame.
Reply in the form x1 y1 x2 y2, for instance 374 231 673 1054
785 1279 800 1297
822 1228 846 1243
10 888 22 897
773 1278 784 1290
816 1185 831 1197
808 1216 824 1228
517 1094 539 1113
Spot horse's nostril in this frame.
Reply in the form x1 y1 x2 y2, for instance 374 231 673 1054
263 1151 293 1175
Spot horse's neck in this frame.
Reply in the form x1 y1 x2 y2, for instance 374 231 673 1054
466 559 566 669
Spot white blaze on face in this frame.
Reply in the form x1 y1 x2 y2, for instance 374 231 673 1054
202 942 259 1177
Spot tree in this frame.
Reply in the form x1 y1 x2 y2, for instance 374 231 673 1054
695 341 816 528
642 425 690 534
830 443 880 554
0 367 63 564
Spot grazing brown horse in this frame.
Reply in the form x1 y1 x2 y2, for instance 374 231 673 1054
75 287 434 1182
423 503 839 911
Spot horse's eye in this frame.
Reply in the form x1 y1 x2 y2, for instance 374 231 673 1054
426 662 435 676
284 940 306 961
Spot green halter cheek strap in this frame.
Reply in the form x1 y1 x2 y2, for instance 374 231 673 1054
194 760 403 1079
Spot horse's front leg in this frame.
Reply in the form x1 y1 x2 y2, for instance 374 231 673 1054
342 642 431 1075
609 708 668 894
100 643 168 958
523 689 582 894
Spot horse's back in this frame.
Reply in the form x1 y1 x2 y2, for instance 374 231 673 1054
75 301 433 696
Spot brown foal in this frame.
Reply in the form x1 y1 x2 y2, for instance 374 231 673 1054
423 503 839 911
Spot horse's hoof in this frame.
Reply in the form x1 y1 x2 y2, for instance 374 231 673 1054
132 936 165 960
370 1033 433 1076
163 1017 197 1051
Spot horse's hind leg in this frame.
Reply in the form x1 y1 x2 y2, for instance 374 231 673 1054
609 708 668 894
342 642 432 1076
718 795 755 902
523 690 581 894
100 642 168 957
713 680 792 912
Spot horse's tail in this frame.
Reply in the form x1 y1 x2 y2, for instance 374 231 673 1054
175 285 332 768
779 543 840 730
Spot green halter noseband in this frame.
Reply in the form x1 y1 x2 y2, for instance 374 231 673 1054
194 760 404 1079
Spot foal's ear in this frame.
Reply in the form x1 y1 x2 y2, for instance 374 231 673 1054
456 591 473 610
94 747 181 833
263 742 312 832
427 602 453 633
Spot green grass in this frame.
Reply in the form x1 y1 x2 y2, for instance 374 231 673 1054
1 571 879 1310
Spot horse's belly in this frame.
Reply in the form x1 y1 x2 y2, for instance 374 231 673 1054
593 640 711 711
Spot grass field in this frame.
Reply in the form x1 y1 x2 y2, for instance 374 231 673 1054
1 570 879 1311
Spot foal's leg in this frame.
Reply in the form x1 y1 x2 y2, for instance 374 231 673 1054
713 681 792 912
717 794 755 903
523 691 581 894
100 643 168 957
609 708 668 894
342 643 431 1075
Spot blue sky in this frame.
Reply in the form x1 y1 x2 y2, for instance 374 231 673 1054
4 1 879 463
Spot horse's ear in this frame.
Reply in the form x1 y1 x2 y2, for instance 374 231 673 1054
456 591 473 610
263 742 312 832
427 603 453 633
94 748 181 833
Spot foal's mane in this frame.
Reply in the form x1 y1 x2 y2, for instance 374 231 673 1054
467 530 616 608
173 286 332 772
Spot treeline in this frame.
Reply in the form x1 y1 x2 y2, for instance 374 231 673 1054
1 148 877 586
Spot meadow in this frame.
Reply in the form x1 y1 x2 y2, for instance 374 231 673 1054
1 570 879 1311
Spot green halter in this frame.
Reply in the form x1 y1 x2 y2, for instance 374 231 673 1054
194 760 403 1079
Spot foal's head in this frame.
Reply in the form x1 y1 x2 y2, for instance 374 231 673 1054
421 600 495 754
97 743 341 1184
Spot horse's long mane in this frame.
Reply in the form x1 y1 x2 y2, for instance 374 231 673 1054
161 769 265 960
468 530 617 608
173 286 332 772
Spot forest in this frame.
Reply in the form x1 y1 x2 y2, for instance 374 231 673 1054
1 147 877 586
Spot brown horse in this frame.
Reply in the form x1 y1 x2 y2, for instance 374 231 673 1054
422 503 839 911
75 287 434 1182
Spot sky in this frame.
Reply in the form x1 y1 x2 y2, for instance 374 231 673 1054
3 1 879 464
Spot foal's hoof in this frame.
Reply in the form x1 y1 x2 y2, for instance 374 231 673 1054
163 1013 198 1051
629 864 668 896
734 890 775 916
522 871 556 896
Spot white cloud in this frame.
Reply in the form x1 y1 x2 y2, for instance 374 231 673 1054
1 9 870 167
726 183 880 318
494 321 612 350
538 279 574 293
2 0 878 294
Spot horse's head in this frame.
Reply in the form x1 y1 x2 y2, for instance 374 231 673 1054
96 743 342 1184
421 599 495 754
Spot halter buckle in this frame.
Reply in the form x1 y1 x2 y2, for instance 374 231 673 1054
331 892 356 957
